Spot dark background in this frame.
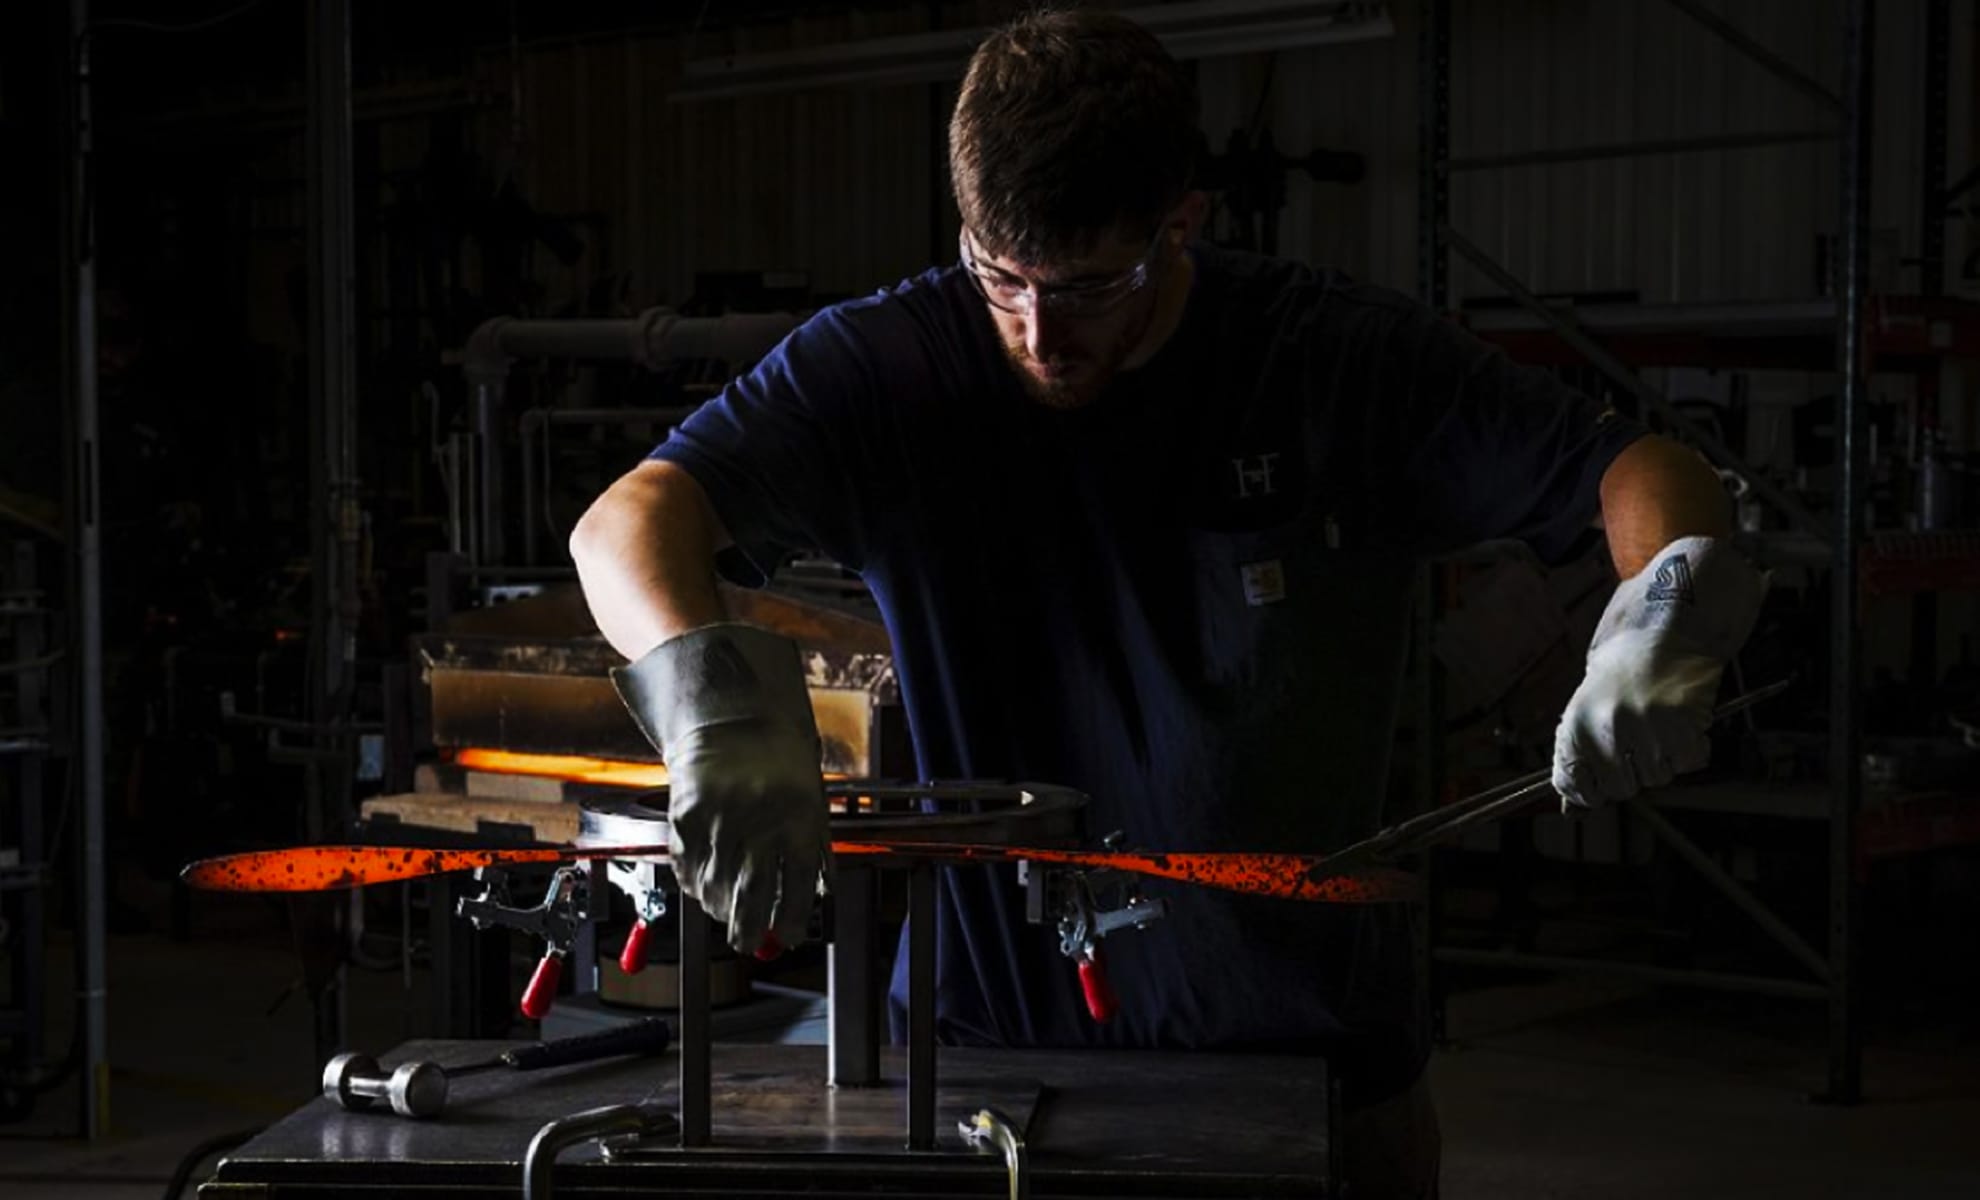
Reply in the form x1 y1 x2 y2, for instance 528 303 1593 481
1 1 1977 1194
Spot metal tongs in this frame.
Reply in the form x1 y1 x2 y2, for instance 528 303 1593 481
1313 678 1794 872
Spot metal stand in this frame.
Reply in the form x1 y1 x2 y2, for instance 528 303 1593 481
677 893 711 1147
827 865 880 1087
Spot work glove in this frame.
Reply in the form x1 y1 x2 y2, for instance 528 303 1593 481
1553 535 1766 809
611 623 829 954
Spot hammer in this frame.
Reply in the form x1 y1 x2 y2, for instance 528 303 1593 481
321 1017 672 1118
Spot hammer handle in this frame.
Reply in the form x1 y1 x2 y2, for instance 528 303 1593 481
500 1016 672 1073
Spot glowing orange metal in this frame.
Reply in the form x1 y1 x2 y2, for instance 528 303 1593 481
182 841 1416 904
454 748 670 788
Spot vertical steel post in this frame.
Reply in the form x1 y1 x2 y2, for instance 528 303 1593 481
1825 0 1873 1108
305 0 357 1065
678 895 711 1147
906 863 936 1150
1414 0 1451 1051
1922 0 1950 299
64 0 109 1140
1418 0 1450 313
828 865 880 1087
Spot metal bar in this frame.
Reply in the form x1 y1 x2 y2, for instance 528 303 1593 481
1417 0 1449 311
1942 162 1980 209
1625 799 1829 983
471 376 505 565
11 543 48 1105
678 894 711 1146
1661 0 1844 115
64 0 109 1140
1442 225 1828 541
828 865 880 1087
518 409 539 567
1922 0 1950 298
906 863 936 1151
1434 948 1828 1001
304 0 357 1070
1824 0 1872 1108
1449 130 1835 173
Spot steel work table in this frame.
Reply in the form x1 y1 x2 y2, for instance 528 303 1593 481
198 1040 1337 1197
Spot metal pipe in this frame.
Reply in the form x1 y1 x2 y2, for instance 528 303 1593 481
1449 130 1835 173
523 1101 676 1200
1442 226 1828 541
1624 799 1830 983
1660 0 1844 115
65 0 109 1139
516 406 706 565
1825 0 1872 1108
458 310 798 567
1433 948 1828 1001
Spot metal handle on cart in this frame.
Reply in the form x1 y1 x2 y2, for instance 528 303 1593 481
522 1101 677 1200
959 1107 1029 1200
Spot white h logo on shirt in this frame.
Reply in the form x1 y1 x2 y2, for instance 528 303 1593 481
1231 453 1281 499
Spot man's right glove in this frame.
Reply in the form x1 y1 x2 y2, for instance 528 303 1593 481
611 623 829 954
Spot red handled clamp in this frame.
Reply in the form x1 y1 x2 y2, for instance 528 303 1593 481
1031 832 1167 1024
605 860 669 975
457 864 590 1020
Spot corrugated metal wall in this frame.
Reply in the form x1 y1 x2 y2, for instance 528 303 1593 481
452 1 1941 311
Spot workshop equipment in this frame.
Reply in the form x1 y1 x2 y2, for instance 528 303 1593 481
321 1019 672 1118
199 777 1346 1196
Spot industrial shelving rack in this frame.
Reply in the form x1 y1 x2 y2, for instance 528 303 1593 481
1416 0 1970 1104
0 540 54 1121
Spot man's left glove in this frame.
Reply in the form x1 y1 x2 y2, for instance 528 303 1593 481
611 623 829 954
1553 535 1766 808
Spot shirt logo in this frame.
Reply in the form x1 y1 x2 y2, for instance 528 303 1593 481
1240 559 1287 606
1231 453 1282 499
1645 553 1695 604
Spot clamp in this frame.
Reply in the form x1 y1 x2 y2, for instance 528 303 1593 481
457 864 593 1019
603 859 669 975
1022 832 1167 1023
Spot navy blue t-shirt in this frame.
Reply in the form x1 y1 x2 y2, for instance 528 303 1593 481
650 244 1644 1102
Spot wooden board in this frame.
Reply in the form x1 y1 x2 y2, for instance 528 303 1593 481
360 792 582 843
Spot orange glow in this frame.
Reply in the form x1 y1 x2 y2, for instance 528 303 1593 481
455 748 669 789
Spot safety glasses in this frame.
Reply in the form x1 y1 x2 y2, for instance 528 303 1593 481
958 230 1161 319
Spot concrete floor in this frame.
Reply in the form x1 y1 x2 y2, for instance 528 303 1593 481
4 888 1978 1199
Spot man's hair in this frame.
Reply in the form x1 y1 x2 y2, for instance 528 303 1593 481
950 8 1199 264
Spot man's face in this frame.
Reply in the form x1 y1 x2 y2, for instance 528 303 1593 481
962 227 1169 410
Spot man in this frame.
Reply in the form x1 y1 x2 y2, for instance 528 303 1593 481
571 10 1763 1195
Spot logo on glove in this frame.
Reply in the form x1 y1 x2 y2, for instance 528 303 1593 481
1645 553 1696 605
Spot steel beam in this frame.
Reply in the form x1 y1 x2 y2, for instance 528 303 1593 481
1434 948 1828 1001
1626 799 1830 983
1822 0 1873 1109
1661 0 1844 115
1449 130 1835 173
64 0 109 1141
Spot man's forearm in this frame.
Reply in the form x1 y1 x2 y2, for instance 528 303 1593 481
570 460 728 661
1598 435 1732 578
